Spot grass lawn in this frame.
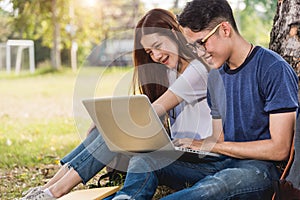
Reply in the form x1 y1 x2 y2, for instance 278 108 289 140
0 66 134 199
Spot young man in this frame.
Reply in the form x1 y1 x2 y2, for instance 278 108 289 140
109 0 298 199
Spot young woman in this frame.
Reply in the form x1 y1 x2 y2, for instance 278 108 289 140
20 8 211 200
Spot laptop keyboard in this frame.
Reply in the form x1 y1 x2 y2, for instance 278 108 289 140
174 146 220 157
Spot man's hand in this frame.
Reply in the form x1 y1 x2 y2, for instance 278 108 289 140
173 138 198 149
173 138 217 152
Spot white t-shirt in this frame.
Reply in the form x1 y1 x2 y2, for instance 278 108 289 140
168 59 212 140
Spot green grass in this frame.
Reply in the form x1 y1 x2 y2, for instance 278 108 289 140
0 66 133 199
0 117 78 168
0 66 173 199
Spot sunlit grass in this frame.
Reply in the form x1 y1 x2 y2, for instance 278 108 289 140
0 116 79 168
0 65 176 199
0 66 133 199
0 66 133 169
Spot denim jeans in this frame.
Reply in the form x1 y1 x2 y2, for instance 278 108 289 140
109 154 279 200
60 127 117 184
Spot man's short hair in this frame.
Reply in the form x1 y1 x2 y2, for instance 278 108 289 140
178 0 239 33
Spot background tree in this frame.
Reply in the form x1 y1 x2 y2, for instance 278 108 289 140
71 0 144 64
51 0 62 69
269 0 300 76
231 0 277 47
0 9 12 42
7 0 144 69
11 0 67 69
1 0 279 70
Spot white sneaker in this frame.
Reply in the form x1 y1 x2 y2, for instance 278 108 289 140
22 186 41 197
20 190 56 200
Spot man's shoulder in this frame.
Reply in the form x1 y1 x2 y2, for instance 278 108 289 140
254 46 290 68
254 46 296 77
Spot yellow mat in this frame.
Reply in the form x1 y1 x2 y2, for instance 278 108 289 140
57 186 120 200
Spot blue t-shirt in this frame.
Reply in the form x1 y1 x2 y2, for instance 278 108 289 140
207 46 299 142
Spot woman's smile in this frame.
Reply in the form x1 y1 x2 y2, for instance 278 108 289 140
141 33 179 69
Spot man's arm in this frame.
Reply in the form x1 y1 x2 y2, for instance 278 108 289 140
173 118 224 151
211 112 295 161
176 112 295 161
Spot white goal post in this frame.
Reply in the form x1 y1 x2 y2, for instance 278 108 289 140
2 39 35 74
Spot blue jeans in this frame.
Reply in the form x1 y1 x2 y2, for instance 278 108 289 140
60 127 117 184
109 154 279 200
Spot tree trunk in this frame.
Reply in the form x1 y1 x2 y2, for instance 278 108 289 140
270 1 300 193
269 0 300 76
51 0 61 69
173 0 179 9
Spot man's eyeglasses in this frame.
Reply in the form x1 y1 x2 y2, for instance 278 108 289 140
186 23 222 55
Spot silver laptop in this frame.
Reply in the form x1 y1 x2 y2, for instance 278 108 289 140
82 95 220 158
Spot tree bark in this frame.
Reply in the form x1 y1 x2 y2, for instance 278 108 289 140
270 1 300 194
269 0 300 76
51 0 61 69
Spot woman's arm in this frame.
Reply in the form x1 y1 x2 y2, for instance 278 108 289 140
152 60 208 117
152 89 182 117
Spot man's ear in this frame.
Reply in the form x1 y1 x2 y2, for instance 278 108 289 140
221 22 232 37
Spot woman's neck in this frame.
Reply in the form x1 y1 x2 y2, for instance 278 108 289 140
178 59 189 74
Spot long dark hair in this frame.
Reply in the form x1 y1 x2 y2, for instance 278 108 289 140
132 8 196 103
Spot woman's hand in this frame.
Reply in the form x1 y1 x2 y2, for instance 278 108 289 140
86 123 96 136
